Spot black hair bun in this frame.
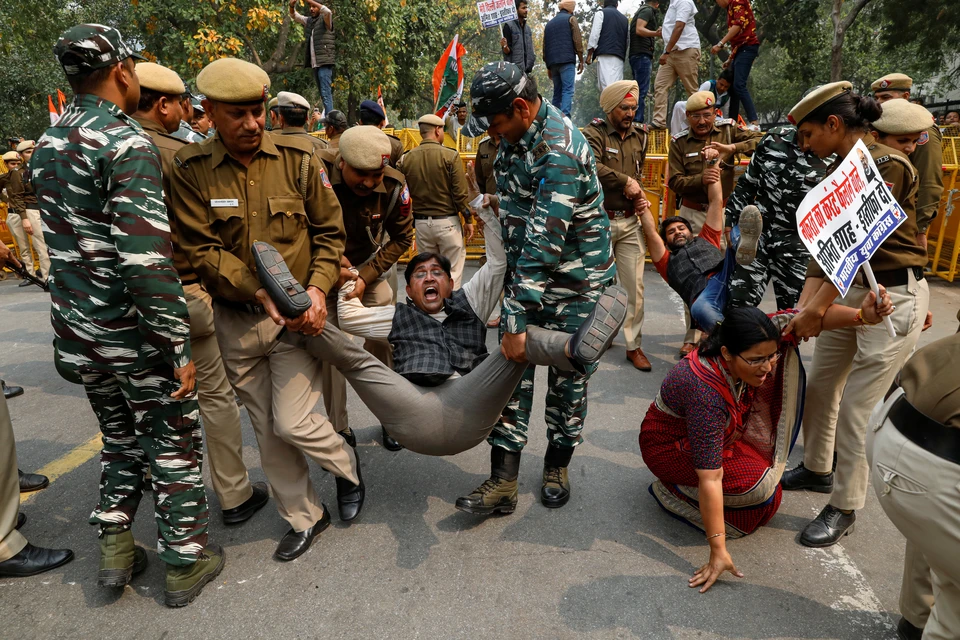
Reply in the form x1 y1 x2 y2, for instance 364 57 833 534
856 95 883 123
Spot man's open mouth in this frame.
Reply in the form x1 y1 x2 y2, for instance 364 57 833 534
424 285 439 302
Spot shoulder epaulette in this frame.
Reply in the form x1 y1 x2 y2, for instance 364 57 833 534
173 141 209 167
715 118 734 126
883 152 918 181
633 122 649 133
383 165 405 184
671 130 689 141
590 117 605 127
272 134 315 154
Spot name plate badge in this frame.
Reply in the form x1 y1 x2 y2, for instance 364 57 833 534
210 199 239 207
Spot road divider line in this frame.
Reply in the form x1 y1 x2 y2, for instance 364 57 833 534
20 433 103 505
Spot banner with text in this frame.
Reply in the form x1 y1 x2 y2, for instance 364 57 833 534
477 0 518 28
795 139 907 296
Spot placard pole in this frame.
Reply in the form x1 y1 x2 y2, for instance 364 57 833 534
861 262 896 338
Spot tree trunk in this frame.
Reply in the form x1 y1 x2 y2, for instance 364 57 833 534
830 0 876 82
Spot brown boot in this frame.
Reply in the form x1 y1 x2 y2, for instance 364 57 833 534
626 349 652 371
455 447 520 515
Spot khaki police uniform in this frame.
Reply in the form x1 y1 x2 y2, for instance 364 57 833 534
583 117 648 353
868 332 960 640
910 123 943 235
317 147 414 433
0 393 26 562
802 134 930 513
276 126 328 151
5 166 50 279
1 172 35 276
134 115 254 512
386 133 403 169
474 137 498 196
171 130 359 533
398 139 472 288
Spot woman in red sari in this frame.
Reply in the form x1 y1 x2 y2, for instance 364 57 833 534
640 302 890 593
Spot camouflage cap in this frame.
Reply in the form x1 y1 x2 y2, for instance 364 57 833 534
462 61 529 137
54 24 145 76
192 95 206 113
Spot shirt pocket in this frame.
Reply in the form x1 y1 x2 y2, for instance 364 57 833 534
209 197 246 249
267 195 308 245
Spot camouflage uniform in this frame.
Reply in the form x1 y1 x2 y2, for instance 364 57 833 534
724 126 828 310
490 98 616 452
32 84 207 566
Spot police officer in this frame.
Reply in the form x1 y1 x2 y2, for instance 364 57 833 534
33 24 222 606
357 99 403 167
584 80 651 371
131 62 269 526
455 62 616 515
272 90 328 150
399 114 474 288
668 90 761 353
473 128 500 198
0 151 38 283
5 141 51 283
318 126 413 451
172 92 204 143
871 73 944 250
868 332 960 640
267 95 280 131
170 57 364 562
725 124 828 310
190 95 213 138
322 109 349 149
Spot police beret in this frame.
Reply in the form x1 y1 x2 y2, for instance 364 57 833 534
339 125 392 171
871 73 912 93
135 62 185 96
278 91 310 110
359 100 385 120
267 96 278 111
15 140 35 153
685 91 715 113
197 58 270 104
788 81 852 126
873 98 932 135
1 151 19 162
418 114 445 127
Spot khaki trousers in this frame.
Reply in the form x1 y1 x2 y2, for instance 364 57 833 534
679 204 708 344
184 283 252 510
610 216 645 350
23 209 50 279
415 216 466 289
869 400 960 640
322 277 395 432
5 213 34 274
214 305 359 532
652 47 701 128
803 274 929 511
0 392 27 562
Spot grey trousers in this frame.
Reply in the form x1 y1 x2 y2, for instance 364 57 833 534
280 325 573 457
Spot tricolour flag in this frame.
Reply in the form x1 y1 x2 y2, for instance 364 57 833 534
432 35 465 118
377 85 389 127
48 95 59 125
57 89 67 114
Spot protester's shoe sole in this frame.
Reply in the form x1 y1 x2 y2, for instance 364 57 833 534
735 206 763 266
98 547 147 588
252 242 312 318
568 285 628 366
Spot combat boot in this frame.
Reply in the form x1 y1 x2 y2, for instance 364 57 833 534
455 447 520 515
541 444 574 508
98 525 147 587
164 544 226 608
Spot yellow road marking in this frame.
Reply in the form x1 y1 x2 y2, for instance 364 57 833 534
20 433 102 505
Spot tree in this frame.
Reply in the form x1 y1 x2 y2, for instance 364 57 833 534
828 0 874 81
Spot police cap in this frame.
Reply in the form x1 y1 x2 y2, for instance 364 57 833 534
788 81 853 126
136 62 185 96
873 98 933 135
197 58 270 104
871 73 912 93
339 126 393 171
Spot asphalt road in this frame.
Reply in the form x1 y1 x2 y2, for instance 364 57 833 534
2 266 957 640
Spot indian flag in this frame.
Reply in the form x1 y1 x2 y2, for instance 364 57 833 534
432 35 465 118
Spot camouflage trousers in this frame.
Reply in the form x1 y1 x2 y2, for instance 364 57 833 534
488 290 601 453
81 364 208 567
728 231 808 310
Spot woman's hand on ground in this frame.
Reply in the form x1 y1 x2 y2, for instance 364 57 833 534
689 547 743 593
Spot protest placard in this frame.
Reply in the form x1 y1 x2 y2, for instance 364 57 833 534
477 0 518 29
795 138 906 336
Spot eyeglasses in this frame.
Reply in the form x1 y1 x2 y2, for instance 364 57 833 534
737 352 781 367
688 113 714 122
616 104 639 112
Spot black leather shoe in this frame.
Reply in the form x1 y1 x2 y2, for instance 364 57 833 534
252 241 311 318
16 513 25 530
896 617 923 640
339 426 357 448
19 470 49 493
0 543 74 577
222 481 270 525
799 505 856 548
382 426 403 452
336 449 365 522
18 280 32 288
274 507 331 561
781 462 834 493
2 380 23 399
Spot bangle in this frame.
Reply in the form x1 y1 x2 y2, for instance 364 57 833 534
855 309 880 325
705 532 724 540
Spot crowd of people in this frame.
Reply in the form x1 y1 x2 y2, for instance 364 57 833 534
0 7 957 638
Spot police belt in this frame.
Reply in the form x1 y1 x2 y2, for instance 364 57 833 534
889 392 960 466
680 198 708 212
215 298 266 315
413 213 460 221
605 209 634 219
855 266 924 289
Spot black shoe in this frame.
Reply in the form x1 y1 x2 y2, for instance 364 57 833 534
18 280 32 288
799 505 856 548
0 543 74 577
541 445 574 509
274 507 331 561
222 481 270 525
339 426 357 448
19 470 49 493
2 381 23 399
16 513 25 530
781 462 834 493
382 426 403 452
251 241 311 318
568 285 628 370
896 617 924 640
336 448 365 522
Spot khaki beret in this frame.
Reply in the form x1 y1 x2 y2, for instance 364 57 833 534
788 81 852 125
871 73 912 93
418 114 445 127
600 80 639 114
15 140 35 153
339 125 392 171
2 151 19 162
135 62 185 95
197 58 270 104
267 97 279 111
873 98 933 135
685 91 716 113
277 91 310 110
